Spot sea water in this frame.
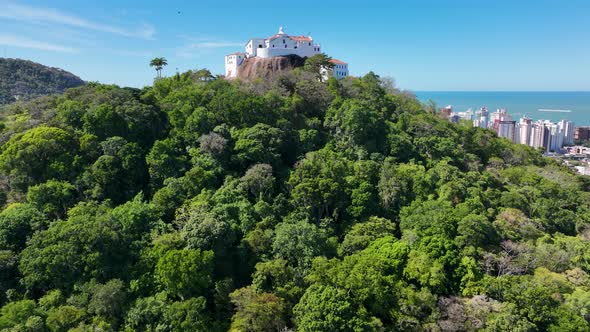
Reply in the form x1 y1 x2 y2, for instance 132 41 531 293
415 91 590 126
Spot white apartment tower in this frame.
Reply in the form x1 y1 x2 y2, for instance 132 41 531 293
559 120 575 146
518 117 532 145
498 121 516 142
490 108 512 122
529 122 547 149
547 122 564 152
473 107 489 128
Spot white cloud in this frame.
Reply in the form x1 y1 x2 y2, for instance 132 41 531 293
0 2 155 39
188 41 243 48
176 39 242 59
0 34 78 53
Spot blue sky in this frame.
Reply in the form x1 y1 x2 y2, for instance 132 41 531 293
0 0 589 91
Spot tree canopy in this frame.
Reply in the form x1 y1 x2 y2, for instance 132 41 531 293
0 67 588 331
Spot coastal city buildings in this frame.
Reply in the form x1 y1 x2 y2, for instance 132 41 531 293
560 119 575 145
497 120 516 142
473 107 489 128
518 117 532 145
529 122 547 149
225 27 348 79
446 106 577 153
575 127 590 141
558 146 590 176
463 107 590 176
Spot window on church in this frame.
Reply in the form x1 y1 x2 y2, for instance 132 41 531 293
258 44 262 48
285 45 287 48
283 39 285 43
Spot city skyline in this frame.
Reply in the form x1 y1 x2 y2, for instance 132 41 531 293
0 0 589 90
444 105 576 153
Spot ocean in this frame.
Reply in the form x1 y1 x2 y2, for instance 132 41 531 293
415 91 590 126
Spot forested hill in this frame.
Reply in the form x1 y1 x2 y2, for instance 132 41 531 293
1 66 590 331
0 58 85 105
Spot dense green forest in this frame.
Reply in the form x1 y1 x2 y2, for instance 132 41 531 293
0 58 84 106
0 66 590 331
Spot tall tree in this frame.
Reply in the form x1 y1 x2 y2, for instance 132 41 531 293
150 57 168 78
303 53 334 82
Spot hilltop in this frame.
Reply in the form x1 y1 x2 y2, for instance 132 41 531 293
0 58 85 105
225 27 349 81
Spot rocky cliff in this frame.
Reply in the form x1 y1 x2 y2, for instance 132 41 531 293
236 55 306 80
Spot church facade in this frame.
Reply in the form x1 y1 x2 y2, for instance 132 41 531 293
225 27 348 79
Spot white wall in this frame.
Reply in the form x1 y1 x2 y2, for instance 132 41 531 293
246 38 266 57
256 36 321 58
225 54 245 78
332 63 349 79
226 33 333 77
256 46 320 59
320 63 348 81
519 122 531 146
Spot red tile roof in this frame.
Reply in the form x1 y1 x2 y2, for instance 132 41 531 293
226 52 245 56
268 34 313 42
267 34 284 40
290 35 312 42
329 59 347 65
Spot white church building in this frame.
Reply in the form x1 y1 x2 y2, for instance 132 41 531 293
225 27 348 79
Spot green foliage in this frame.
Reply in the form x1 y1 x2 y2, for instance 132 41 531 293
229 286 287 332
293 284 377 331
150 57 168 78
124 293 210 331
87 279 126 320
0 58 84 105
232 123 284 169
0 203 46 252
155 249 214 299
0 126 77 192
0 70 587 330
46 305 85 332
340 216 396 255
26 180 76 220
146 138 189 187
288 148 353 224
303 53 334 81
82 137 148 203
272 220 329 270
0 300 40 330
325 98 387 153
19 198 160 294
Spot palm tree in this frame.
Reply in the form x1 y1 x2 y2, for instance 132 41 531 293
150 57 168 78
